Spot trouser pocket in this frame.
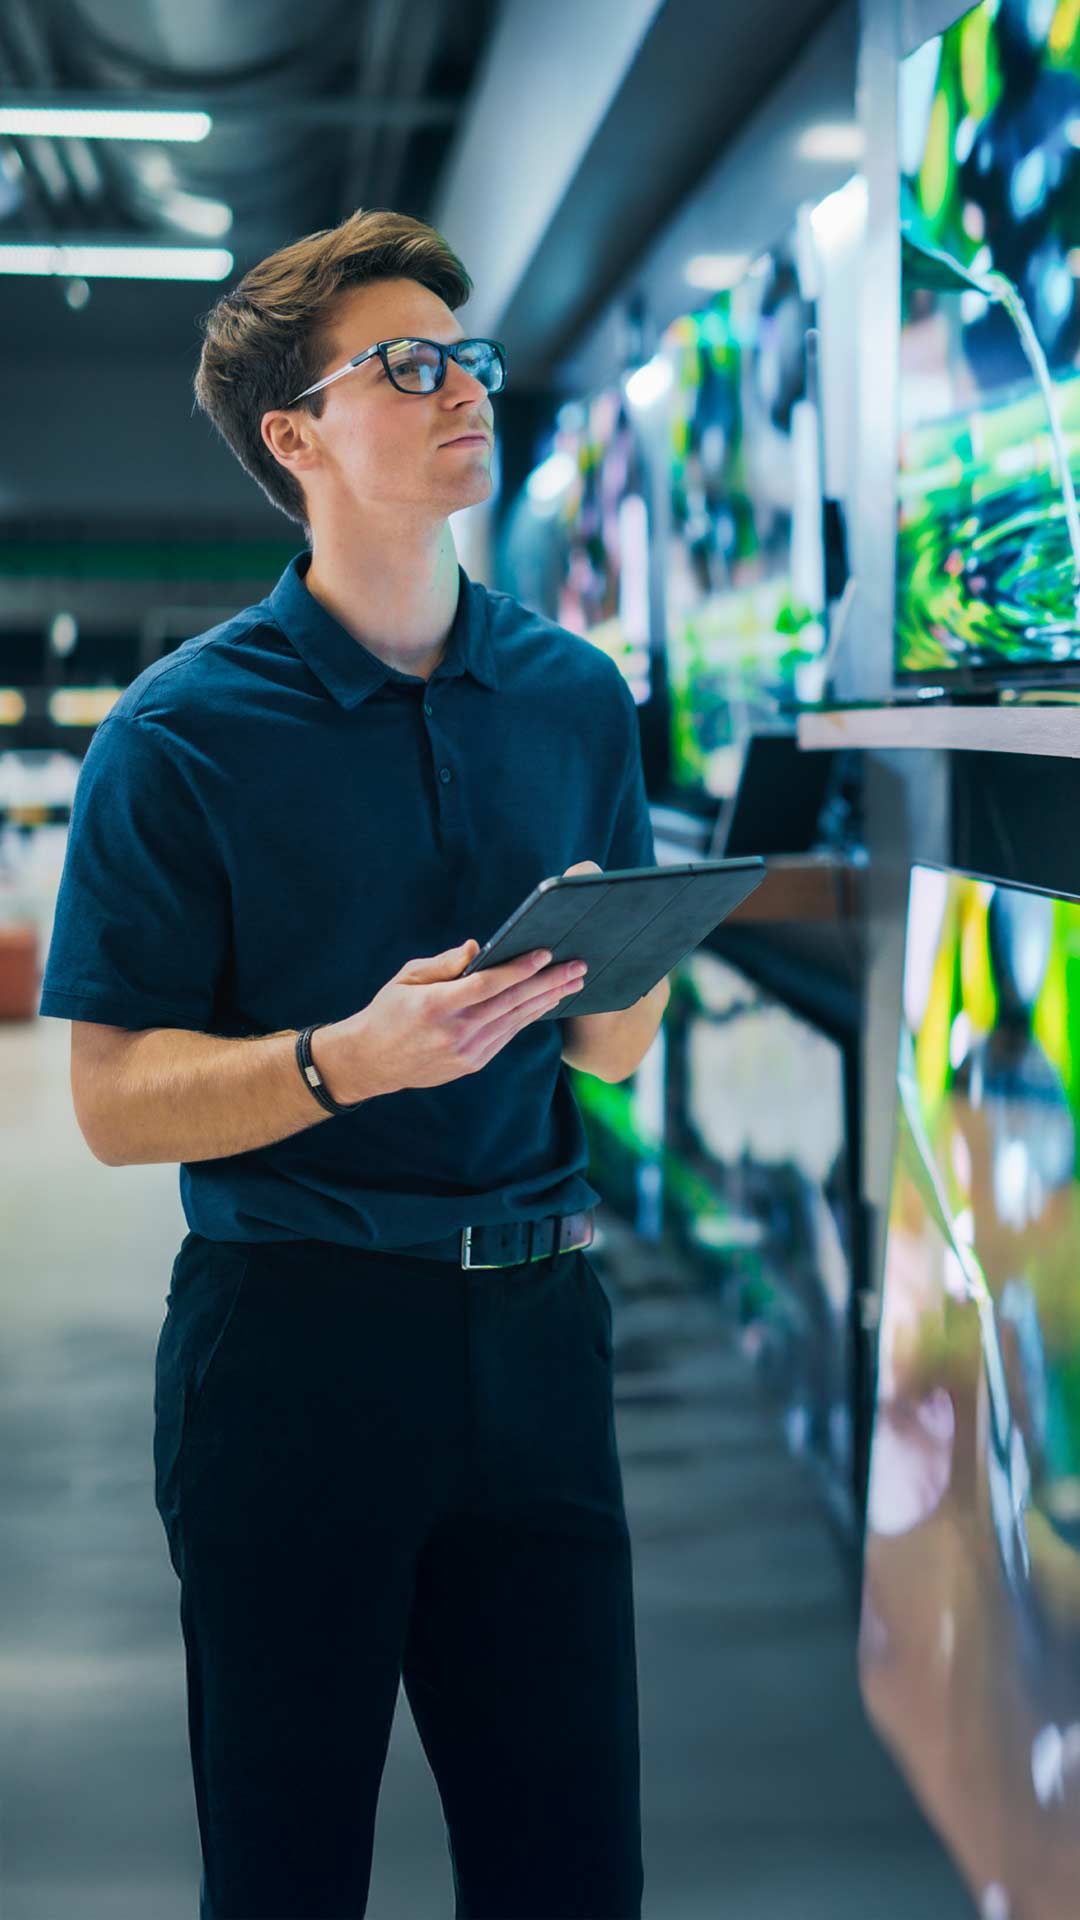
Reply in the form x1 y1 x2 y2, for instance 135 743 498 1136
153 1236 253 1580
581 1250 614 1364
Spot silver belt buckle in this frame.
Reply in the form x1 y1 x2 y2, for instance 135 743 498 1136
460 1225 496 1269
460 1225 511 1270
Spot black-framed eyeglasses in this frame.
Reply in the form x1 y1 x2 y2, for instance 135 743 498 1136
286 336 508 406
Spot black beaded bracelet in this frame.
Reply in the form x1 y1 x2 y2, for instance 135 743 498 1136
295 1022 367 1116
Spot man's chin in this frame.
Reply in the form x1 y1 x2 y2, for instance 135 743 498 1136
445 470 494 506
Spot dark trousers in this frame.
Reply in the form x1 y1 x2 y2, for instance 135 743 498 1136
153 1230 644 1919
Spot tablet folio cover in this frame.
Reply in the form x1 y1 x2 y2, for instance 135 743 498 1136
466 862 765 1019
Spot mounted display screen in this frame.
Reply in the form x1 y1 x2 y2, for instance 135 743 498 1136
897 0 1080 682
660 229 825 800
860 863 1080 1909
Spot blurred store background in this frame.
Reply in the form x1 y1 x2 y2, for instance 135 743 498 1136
6 0 1080 1913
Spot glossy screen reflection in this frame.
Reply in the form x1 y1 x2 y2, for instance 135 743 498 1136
859 865 1080 1916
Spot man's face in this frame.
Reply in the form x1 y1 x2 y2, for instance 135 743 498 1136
264 277 497 523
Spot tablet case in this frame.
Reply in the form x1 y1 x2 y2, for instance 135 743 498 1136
461 859 766 1019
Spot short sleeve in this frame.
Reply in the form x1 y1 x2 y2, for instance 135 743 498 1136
38 712 230 1031
603 670 657 873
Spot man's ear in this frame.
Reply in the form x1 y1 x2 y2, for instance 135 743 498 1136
261 408 319 476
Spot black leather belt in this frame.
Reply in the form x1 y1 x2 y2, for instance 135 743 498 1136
373 1207 596 1268
460 1208 595 1269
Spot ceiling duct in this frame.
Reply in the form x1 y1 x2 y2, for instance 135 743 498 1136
0 0 463 262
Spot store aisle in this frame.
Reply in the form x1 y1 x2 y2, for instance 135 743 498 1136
1 1014 973 1919
586 1224 975 1920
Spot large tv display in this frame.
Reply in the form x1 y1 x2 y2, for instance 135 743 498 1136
661 228 826 802
897 0 1080 682
859 864 1080 1911
552 388 652 703
496 388 653 706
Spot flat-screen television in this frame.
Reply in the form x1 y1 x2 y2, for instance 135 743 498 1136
497 387 653 705
896 0 1080 684
859 863 1080 1909
660 225 826 803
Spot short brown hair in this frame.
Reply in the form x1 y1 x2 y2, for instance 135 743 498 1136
193 207 473 534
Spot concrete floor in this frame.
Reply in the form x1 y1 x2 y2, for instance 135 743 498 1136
0 1010 976 1918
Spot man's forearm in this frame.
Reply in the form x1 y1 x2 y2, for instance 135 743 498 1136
560 976 669 1084
87 1022 365 1167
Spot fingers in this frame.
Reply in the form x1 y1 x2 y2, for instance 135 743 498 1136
444 945 557 1009
470 959 587 1026
467 972 585 1049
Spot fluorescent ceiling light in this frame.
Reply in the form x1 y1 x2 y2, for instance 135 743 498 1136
0 107 212 141
798 122 864 162
0 243 233 279
684 252 750 291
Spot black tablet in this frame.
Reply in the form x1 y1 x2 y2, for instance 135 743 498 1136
460 858 766 1019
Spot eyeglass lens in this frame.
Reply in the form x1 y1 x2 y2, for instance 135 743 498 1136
384 339 503 394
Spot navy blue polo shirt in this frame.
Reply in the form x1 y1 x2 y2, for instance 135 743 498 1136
39 547 658 1249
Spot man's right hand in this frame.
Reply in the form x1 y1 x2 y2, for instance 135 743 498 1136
310 940 588 1104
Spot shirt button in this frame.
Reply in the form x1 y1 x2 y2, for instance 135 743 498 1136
439 766 452 784
424 702 433 717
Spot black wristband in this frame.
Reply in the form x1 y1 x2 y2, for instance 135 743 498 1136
295 1022 367 1116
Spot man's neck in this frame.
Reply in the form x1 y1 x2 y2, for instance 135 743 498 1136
303 515 461 681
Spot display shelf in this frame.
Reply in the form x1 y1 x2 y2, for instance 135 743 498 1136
797 703 1080 758
725 854 862 925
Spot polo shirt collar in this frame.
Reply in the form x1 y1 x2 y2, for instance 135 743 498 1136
267 548 499 708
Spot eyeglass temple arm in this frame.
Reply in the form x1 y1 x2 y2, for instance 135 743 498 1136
286 345 379 408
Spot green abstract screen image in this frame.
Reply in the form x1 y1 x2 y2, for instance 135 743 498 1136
897 0 1080 678
661 239 826 800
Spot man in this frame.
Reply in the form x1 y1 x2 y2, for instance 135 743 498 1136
39 205 667 1919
